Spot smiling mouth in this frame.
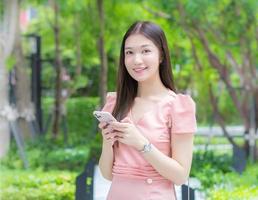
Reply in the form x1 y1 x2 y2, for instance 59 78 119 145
133 67 148 72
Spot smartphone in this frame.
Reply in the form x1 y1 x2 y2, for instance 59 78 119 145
93 111 117 123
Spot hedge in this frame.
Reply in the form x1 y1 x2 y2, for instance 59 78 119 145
0 169 76 200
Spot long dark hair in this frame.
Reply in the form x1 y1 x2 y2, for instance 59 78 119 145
112 21 176 120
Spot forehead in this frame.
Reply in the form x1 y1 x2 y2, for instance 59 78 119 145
125 34 156 49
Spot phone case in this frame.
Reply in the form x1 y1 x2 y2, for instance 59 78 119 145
93 111 117 123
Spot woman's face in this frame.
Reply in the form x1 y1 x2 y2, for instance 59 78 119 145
124 34 161 82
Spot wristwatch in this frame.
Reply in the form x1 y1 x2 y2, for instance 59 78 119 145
140 143 152 153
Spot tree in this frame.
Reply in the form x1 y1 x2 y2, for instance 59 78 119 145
0 0 19 158
177 0 258 158
144 0 258 159
97 0 108 107
49 0 63 138
13 0 33 139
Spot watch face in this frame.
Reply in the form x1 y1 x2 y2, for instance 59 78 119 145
142 143 152 153
146 144 151 151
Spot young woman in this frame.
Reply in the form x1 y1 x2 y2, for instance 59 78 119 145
98 21 197 200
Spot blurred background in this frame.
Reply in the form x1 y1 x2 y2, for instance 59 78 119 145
0 0 257 199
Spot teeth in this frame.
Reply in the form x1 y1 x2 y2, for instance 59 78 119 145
134 67 147 72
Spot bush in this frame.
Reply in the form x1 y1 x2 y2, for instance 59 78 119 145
191 150 233 189
42 97 100 145
40 147 90 171
207 164 258 200
1 138 91 172
0 169 76 200
191 150 258 199
1 97 103 172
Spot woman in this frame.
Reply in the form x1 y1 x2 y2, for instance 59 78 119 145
98 21 197 200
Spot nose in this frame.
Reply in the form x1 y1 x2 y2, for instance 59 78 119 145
133 53 143 65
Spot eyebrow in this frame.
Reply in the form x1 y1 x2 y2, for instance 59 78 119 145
124 44 152 50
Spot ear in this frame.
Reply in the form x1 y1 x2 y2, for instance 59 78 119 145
159 57 163 63
159 52 163 63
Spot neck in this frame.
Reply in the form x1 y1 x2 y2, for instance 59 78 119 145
137 74 168 98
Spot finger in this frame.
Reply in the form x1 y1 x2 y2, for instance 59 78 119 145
110 122 129 128
102 129 111 135
116 137 126 144
107 132 117 138
102 127 118 136
105 132 119 140
114 132 125 138
110 124 128 132
98 122 107 129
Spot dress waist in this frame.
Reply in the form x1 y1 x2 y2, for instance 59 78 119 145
112 164 166 180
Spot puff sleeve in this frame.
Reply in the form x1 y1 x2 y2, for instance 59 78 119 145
101 92 117 113
170 94 197 134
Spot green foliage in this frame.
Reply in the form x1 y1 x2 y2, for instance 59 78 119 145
5 56 16 71
208 186 258 200
218 90 241 124
207 164 258 200
42 97 99 145
41 147 90 171
191 150 233 189
68 75 88 90
88 131 103 162
0 169 76 200
1 138 91 172
191 150 258 199
1 97 102 171
22 0 257 125
194 135 244 146
0 1 3 19
66 97 99 143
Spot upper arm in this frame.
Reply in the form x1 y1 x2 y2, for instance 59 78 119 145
168 94 197 174
171 132 194 176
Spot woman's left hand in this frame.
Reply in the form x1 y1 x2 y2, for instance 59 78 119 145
110 121 149 151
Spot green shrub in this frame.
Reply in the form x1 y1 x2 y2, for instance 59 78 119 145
1 138 91 172
191 150 233 189
1 97 104 172
0 169 76 200
192 150 233 175
42 97 100 145
41 147 90 171
206 164 258 199
208 186 258 200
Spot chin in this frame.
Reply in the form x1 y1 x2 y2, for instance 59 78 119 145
128 70 156 83
132 76 152 83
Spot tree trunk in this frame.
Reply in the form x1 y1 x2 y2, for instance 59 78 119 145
97 0 108 107
74 13 82 77
0 58 11 158
0 0 18 158
13 0 32 139
51 1 62 138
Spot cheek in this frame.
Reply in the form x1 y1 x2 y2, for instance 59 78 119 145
144 55 159 66
124 57 133 69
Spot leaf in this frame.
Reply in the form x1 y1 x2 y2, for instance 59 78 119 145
5 56 16 71
72 75 88 90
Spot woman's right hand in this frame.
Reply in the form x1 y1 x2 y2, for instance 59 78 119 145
98 122 117 147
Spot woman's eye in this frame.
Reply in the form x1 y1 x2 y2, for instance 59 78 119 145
143 49 151 53
125 51 133 55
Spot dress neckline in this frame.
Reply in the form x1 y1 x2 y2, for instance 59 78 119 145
129 90 176 124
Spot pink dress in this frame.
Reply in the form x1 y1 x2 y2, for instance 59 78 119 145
101 90 197 200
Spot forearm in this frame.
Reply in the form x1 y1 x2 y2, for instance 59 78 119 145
142 145 191 185
98 142 114 181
